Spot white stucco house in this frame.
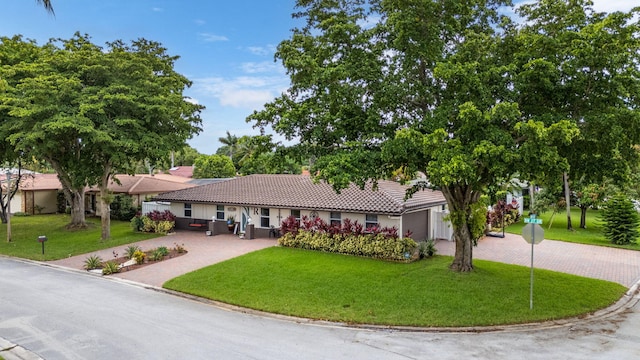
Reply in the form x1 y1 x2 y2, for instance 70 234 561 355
152 174 453 240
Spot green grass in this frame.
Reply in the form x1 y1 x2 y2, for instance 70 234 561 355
0 214 160 260
506 208 640 250
164 247 626 327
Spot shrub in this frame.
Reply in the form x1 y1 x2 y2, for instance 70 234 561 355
130 214 144 232
84 255 103 270
124 245 141 259
111 194 137 221
487 200 521 228
418 239 437 259
150 248 166 261
137 211 176 234
155 220 175 234
600 194 640 245
132 250 146 265
278 230 418 261
156 246 169 256
102 261 120 275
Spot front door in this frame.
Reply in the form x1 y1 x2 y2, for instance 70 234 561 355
241 207 250 232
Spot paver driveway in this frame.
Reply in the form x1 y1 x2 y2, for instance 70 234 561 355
436 233 640 287
50 231 276 287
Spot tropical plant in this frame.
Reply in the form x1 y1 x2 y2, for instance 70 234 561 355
102 261 120 275
418 240 437 259
600 193 640 245
124 245 141 259
83 255 103 270
132 250 146 265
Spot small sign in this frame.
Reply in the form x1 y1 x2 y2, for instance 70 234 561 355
524 218 543 224
38 235 48 243
522 224 544 244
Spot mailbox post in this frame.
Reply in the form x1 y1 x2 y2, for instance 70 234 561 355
38 235 47 255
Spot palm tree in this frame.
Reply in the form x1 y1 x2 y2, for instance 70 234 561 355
35 0 55 14
218 131 238 162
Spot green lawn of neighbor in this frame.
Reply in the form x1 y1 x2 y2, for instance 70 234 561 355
0 214 160 260
506 207 640 250
164 247 626 327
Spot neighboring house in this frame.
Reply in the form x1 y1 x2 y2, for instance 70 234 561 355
7 173 195 215
168 166 194 178
12 173 61 214
152 174 451 240
86 174 198 216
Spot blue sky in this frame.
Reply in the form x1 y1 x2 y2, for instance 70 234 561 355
0 0 636 155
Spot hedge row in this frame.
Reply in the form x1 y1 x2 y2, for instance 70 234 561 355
278 230 418 262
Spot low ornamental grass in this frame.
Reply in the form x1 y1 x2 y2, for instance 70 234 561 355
164 247 625 327
0 214 161 260
506 207 640 250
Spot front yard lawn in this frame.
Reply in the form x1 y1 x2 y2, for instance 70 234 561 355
164 247 626 327
506 207 640 250
0 214 160 260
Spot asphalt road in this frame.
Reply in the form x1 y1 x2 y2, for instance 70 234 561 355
1 257 640 360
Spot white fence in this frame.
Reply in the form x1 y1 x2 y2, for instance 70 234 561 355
433 211 454 241
141 201 171 214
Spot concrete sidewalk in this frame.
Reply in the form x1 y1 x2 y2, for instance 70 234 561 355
50 231 277 287
436 233 640 287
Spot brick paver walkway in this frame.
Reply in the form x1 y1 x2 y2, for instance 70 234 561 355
50 231 276 287
436 233 640 287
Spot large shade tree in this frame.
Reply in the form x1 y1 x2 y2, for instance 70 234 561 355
512 0 640 230
0 34 203 239
249 0 579 272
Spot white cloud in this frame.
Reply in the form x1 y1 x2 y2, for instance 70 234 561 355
184 97 199 105
198 33 229 42
194 75 288 109
152 7 163 12
246 45 276 56
194 19 206 26
591 0 636 12
241 61 282 74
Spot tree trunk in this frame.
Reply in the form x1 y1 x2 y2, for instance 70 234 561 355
99 173 112 241
441 185 479 272
48 160 87 227
563 172 573 230
579 205 587 229
66 188 86 228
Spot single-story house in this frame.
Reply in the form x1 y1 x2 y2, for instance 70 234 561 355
5 173 196 215
152 174 452 240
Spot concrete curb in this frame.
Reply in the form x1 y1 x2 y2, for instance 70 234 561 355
0 337 43 360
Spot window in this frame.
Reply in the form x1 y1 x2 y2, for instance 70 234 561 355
330 212 341 226
216 205 225 221
365 214 378 229
260 208 270 228
184 203 192 217
291 209 301 223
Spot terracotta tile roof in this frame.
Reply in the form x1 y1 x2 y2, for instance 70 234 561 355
88 174 197 195
153 174 446 215
17 174 62 191
168 166 194 178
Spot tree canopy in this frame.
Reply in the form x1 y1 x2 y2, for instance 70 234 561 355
0 33 203 238
192 154 235 178
249 0 639 271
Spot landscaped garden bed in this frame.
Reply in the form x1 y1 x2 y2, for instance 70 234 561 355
84 243 187 275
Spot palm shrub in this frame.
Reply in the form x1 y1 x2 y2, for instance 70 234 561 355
600 193 640 245
84 255 103 270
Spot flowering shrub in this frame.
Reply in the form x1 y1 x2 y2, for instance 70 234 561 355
487 200 520 228
131 210 176 234
132 250 146 265
278 216 417 261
